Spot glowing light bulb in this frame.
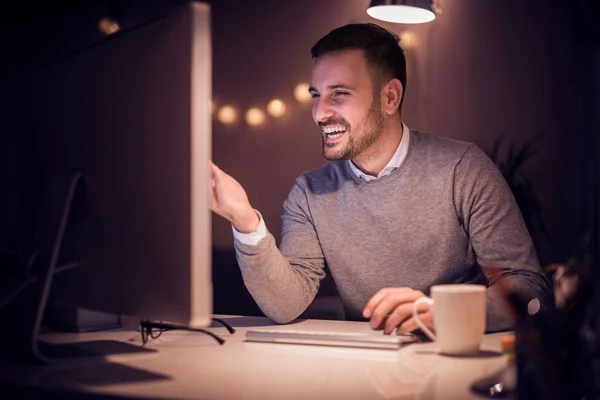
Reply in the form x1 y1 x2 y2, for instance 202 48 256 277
218 105 237 124
245 108 266 126
294 83 312 104
267 99 286 118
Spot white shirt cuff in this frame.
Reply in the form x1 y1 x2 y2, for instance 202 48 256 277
232 210 267 246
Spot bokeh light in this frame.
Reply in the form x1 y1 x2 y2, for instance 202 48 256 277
218 105 237 124
245 108 266 126
98 17 120 35
267 99 286 118
399 31 417 49
294 83 312 104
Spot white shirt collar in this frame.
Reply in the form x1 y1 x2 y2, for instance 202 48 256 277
348 123 410 181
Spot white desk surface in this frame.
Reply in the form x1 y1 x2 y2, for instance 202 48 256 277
1 315 509 400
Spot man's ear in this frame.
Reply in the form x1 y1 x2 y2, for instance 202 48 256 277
380 79 403 116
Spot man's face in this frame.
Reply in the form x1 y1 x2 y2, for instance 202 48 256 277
309 49 385 161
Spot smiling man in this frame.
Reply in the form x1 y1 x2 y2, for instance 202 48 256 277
210 23 552 334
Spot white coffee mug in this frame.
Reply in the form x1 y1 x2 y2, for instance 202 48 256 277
412 284 487 356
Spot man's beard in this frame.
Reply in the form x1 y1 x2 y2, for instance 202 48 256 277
321 97 385 161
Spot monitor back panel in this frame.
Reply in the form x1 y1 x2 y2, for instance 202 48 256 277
32 2 212 327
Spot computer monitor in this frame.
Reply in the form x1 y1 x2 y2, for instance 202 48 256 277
28 1 213 336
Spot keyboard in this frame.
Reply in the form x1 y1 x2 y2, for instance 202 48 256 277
245 328 419 350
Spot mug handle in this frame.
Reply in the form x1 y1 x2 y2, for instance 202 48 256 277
413 297 436 341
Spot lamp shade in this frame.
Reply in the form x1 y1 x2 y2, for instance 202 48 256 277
367 0 437 24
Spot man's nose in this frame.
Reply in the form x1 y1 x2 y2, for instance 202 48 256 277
313 98 335 124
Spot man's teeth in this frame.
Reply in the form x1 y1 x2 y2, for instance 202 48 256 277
323 126 347 136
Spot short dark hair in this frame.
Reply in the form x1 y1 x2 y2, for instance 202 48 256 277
311 23 407 113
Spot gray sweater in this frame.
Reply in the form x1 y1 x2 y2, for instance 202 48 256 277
235 130 552 332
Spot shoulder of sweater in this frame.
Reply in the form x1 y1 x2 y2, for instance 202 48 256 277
410 129 474 152
409 130 483 164
287 161 349 199
295 161 346 185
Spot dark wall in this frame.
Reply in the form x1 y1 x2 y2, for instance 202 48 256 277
589 30 600 265
0 74 26 248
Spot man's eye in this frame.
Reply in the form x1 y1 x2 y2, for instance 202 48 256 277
334 91 349 97
310 93 319 99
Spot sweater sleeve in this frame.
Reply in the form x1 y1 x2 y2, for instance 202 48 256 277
234 177 326 324
453 145 554 332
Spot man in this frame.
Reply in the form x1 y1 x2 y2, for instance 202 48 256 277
210 23 552 334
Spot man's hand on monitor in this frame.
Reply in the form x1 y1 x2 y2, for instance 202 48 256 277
362 287 434 335
210 161 260 233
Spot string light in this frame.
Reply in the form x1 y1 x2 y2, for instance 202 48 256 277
267 99 286 118
245 108 266 126
294 83 312 104
216 85 309 127
399 31 417 49
218 105 237 124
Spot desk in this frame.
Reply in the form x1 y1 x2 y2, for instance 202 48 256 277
0 315 508 399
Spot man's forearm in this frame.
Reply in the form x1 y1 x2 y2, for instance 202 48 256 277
234 233 325 324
